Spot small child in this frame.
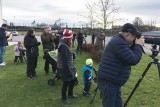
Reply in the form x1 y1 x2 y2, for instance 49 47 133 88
82 58 93 96
14 41 24 63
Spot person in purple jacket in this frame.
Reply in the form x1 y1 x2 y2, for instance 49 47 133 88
14 41 24 63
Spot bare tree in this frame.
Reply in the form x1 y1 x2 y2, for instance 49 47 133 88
83 0 119 30
85 3 96 29
96 0 119 29
133 17 144 27
36 23 48 28
149 18 157 30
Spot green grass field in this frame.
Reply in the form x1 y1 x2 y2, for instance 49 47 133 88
0 45 160 107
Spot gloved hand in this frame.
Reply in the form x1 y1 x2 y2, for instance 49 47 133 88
74 77 78 85
93 77 97 83
6 36 9 38
88 77 92 81
37 42 41 46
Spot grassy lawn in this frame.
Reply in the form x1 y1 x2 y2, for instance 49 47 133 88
0 45 160 107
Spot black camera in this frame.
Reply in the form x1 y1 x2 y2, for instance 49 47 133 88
135 31 160 45
144 37 160 45
136 32 142 39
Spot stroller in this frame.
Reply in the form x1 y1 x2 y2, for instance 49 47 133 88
44 49 61 86
16 49 26 65
44 49 57 69
45 49 78 86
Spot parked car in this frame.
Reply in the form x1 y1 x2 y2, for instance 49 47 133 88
12 31 19 36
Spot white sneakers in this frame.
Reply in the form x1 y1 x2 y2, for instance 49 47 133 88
0 62 6 66
3 62 6 64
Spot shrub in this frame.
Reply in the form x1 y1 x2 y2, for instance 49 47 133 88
82 43 94 52
90 49 103 63
82 43 104 63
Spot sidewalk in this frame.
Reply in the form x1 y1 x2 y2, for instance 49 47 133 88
7 36 41 46
12 36 41 42
8 42 17 46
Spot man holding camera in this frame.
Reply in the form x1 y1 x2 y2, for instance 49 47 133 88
97 23 144 107
41 26 56 74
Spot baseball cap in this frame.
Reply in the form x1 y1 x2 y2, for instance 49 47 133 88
121 23 141 37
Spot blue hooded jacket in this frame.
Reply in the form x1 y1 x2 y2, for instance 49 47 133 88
83 65 92 83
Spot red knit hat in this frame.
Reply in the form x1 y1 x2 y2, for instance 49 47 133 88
63 29 73 41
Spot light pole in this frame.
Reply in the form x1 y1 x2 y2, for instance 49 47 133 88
0 0 2 26
111 21 113 36
60 19 63 28
14 16 16 31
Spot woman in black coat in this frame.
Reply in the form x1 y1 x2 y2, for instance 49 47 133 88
24 29 41 80
57 29 77 105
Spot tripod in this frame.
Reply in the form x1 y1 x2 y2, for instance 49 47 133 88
90 86 99 104
90 68 100 104
123 45 160 107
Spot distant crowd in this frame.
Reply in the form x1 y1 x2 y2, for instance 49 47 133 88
0 23 106 105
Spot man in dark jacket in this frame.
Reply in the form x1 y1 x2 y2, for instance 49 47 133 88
41 26 56 74
97 23 144 107
72 31 77 48
76 29 84 54
0 24 8 66
91 31 97 45
57 28 77 105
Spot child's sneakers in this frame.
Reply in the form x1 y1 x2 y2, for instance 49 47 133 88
62 99 71 105
0 62 6 66
82 90 91 97
27 77 32 80
68 95 78 99
87 93 92 95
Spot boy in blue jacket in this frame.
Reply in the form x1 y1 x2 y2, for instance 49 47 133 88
82 58 93 96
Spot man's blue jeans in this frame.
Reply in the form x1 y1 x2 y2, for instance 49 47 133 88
98 79 122 107
0 46 6 63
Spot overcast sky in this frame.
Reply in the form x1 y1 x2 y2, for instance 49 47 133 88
1 0 160 27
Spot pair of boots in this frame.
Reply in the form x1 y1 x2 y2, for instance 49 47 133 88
62 95 78 105
83 90 91 97
76 49 82 54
